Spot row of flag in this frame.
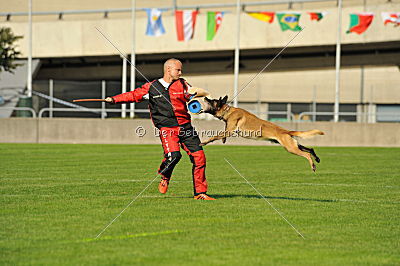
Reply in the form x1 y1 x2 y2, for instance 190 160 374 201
249 12 400 34
145 9 400 40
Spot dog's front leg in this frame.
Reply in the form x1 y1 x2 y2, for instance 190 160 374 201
222 124 228 144
201 120 237 146
200 131 231 146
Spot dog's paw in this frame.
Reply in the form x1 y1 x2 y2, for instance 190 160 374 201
199 142 207 146
222 138 227 144
312 163 316 172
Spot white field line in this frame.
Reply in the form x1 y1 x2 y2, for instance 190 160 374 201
224 158 306 239
2 178 397 189
138 196 399 204
2 193 399 204
94 158 177 239
94 174 160 239
282 182 396 189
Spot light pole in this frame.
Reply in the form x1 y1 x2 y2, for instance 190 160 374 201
233 0 241 108
334 0 343 122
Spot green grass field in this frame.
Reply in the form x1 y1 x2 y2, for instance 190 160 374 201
1 144 399 265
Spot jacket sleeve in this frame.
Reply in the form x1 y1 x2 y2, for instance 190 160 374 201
112 82 152 104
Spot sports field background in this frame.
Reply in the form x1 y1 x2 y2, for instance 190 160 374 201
1 144 399 265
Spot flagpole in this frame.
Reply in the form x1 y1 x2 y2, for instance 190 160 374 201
334 0 342 122
233 0 241 108
130 0 136 118
27 0 32 98
122 56 127 118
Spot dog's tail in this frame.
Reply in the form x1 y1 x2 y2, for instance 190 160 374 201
288 129 325 139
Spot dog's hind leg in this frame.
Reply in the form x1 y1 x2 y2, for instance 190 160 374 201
278 135 316 172
298 144 320 163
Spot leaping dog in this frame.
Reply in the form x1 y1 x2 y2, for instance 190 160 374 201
199 96 325 172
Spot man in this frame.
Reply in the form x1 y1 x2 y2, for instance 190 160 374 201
105 58 215 200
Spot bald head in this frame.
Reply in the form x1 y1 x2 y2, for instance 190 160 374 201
163 58 182 82
163 58 181 72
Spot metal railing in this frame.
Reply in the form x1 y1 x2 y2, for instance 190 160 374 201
254 111 399 122
297 112 356 121
0 0 335 19
255 111 295 121
297 111 400 122
38 108 149 118
1 106 399 123
0 107 37 118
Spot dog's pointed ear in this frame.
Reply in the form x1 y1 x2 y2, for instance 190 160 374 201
204 97 211 103
217 96 223 107
222 95 228 105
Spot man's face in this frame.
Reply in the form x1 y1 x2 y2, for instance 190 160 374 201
168 61 182 80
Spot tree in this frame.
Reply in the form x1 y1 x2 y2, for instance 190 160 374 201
0 27 23 73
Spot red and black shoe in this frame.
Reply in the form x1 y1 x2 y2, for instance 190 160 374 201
193 193 216 200
158 178 169 194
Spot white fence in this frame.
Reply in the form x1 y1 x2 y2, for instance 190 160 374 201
1 106 399 123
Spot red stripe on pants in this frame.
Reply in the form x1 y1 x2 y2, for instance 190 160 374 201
158 127 180 179
181 143 208 194
159 127 180 154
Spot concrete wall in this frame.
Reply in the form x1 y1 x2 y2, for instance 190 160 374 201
1 118 399 147
1 0 388 16
2 2 399 58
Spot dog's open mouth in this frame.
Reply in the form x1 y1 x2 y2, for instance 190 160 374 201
201 101 213 113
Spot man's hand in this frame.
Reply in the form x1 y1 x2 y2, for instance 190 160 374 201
188 87 210 98
189 92 197 100
104 97 114 103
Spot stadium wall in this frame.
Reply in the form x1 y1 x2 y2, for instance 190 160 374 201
1 118 399 147
2 3 400 58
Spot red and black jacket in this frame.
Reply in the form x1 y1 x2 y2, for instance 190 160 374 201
112 78 192 128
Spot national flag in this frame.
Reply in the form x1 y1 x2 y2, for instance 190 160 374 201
346 13 374 34
175 10 198 41
308 12 327 21
276 13 302 31
381 12 400 26
207 11 224 41
145 8 165 37
246 12 275 23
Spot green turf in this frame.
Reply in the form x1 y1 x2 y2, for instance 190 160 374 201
1 144 399 265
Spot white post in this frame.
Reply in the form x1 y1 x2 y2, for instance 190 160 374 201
130 0 136 118
173 0 177 12
286 103 291 121
368 85 375 123
334 0 342 122
312 85 317 122
27 0 32 97
101 80 106 119
233 0 241 108
256 84 261 117
359 66 365 122
49 79 53 118
122 57 127 118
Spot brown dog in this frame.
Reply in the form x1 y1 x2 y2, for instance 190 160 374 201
200 96 324 172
